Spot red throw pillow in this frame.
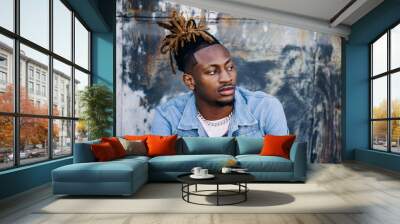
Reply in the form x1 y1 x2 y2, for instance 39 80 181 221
91 142 118 161
260 135 296 159
101 137 127 158
146 135 177 157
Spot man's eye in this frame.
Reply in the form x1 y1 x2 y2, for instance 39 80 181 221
227 65 234 71
207 70 216 75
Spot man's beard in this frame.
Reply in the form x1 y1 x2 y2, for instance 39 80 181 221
215 98 235 107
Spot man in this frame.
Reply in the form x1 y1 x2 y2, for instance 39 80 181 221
151 12 288 137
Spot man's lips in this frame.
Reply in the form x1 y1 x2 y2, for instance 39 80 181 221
218 86 235 96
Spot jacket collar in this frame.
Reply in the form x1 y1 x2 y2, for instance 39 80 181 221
177 93 200 131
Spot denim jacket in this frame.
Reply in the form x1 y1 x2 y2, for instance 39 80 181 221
151 87 288 137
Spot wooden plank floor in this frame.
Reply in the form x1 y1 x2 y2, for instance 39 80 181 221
1 161 400 224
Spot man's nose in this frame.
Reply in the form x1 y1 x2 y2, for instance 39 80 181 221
219 69 232 83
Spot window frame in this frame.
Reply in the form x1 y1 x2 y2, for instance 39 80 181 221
369 20 400 154
0 0 92 171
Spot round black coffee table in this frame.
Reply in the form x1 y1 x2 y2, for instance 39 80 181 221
177 173 255 206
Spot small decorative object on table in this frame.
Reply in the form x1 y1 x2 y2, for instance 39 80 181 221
221 159 241 173
225 159 238 168
190 167 214 179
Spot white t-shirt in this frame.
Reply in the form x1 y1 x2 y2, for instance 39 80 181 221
197 112 232 137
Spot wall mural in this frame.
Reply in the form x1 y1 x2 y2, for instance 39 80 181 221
116 0 342 163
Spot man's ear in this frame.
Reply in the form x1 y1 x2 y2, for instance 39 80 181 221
182 73 195 90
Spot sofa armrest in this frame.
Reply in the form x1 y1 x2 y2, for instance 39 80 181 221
289 142 307 182
73 140 100 163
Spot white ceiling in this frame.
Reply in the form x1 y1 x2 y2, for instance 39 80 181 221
226 0 352 22
174 0 384 38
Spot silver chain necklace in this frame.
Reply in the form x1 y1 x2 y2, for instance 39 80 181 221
197 111 233 127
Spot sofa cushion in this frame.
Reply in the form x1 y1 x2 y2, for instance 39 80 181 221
53 158 148 183
115 155 150 163
73 139 100 163
236 137 263 155
148 154 235 172
236 155 293 172
179 137 235 155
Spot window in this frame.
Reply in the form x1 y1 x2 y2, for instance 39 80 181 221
0 35 13 113
75 17 89 70
28 67 34 80
0 0 91 170
0 55 7 67
0 71 6 85
28 81 34 94
0 116 13 170
36 83 40 95
20 0 49 49
53 0 72 60
42 85 46 97
53 119 72 158
74 69 89 119
41 73 46 83
35 70 41 81
0 54 7 87
0 0 14 32
53 59 72 117
370 23 400 154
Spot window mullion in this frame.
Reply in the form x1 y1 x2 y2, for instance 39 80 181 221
48 0 54 160
71 10 76 156
13 0 21 167
388 30 391 152
370 45 373 149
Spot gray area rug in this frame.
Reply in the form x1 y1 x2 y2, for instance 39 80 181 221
37 183 362 214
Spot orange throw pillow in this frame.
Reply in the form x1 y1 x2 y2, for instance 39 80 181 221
260 135 296 159
101 137 127 158
91 142 118 161
146 135 177 157
124 135 149 141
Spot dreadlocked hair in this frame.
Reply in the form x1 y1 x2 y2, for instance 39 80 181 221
157 11 220 74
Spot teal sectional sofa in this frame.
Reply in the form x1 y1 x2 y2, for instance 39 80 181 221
52 137 307 196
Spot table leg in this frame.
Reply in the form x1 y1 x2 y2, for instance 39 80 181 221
217 184 219 206
187 184 190 202
245 183 247 201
